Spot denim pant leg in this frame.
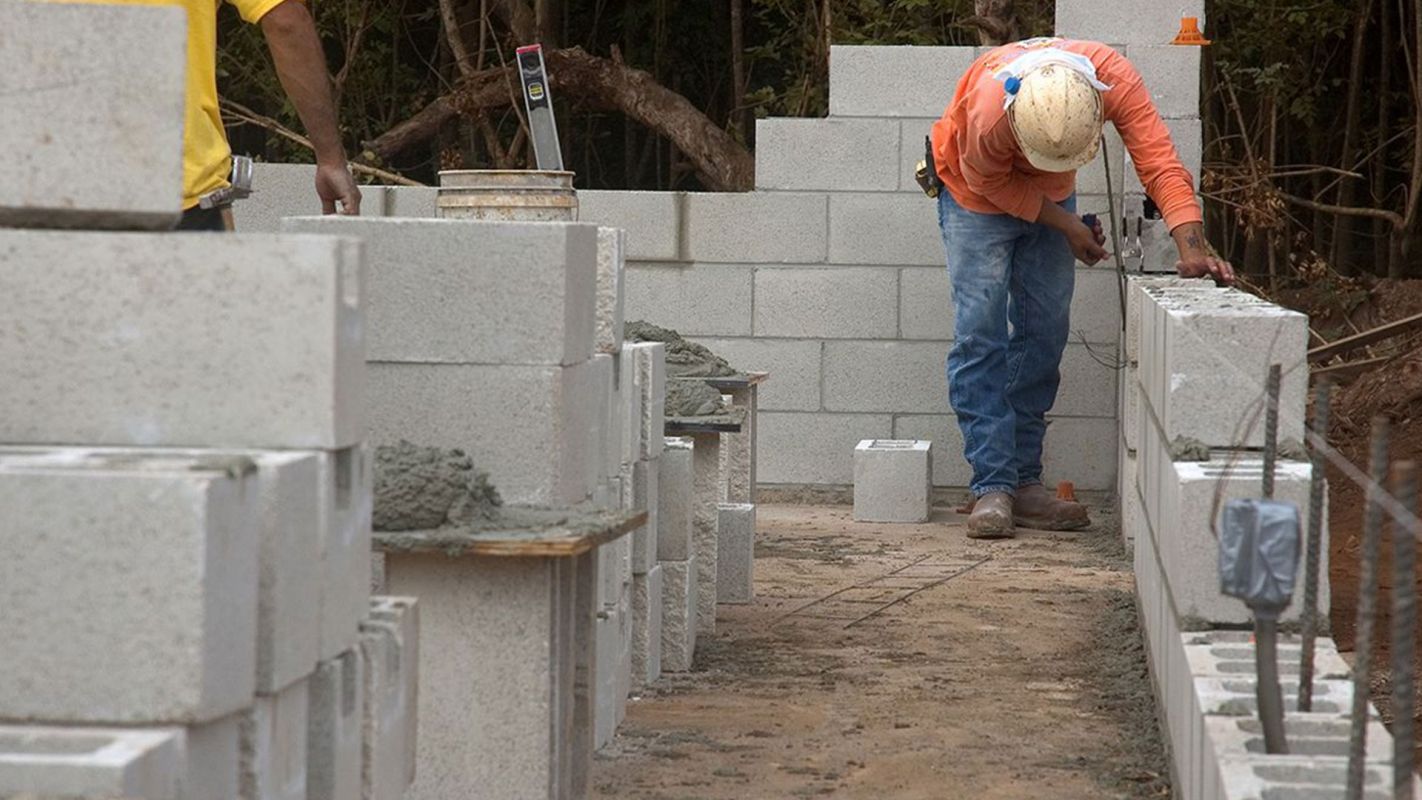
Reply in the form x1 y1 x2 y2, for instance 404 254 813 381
1003 197 1077 486
938 191 1027 497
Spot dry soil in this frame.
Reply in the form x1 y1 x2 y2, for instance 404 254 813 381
590 503 1170 799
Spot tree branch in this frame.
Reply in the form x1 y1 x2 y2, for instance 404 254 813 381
1276 191 1405 228
221 100 425 186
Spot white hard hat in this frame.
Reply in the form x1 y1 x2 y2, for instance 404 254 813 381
1007 63 1104 173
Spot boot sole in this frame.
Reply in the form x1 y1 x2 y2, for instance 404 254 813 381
1013 514 1091 532
966 522 1015 540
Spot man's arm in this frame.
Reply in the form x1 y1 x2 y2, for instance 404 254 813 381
260 0 361 215
1171 221 1235 284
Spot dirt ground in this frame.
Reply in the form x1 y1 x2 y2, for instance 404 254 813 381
589 504 1170 800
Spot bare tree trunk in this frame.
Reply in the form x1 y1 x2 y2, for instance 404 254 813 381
972 0 1019 46
730 0 748 139
1380 1 1397 274
534 0 558 46
1331 0 1376 274
1400 0 1422 276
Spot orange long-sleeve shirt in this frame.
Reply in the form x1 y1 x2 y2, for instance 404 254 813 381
931 39 1203 231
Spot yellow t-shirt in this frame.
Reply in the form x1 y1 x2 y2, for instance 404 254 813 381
47 0 286 208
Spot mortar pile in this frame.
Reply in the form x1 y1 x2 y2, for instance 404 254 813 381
626 320 742 416
373 440 502 532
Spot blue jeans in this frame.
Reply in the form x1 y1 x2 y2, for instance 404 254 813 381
938 191 1076 498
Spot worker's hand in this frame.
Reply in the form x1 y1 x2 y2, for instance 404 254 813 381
1066 219 1108 266
1176 254 1236 286
316 163 361 216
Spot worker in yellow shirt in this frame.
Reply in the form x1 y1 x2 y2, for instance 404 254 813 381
57 0 360 230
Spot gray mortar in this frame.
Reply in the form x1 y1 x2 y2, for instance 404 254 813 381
372 440 501 532
665 378 726 417
625 320 741 378
1169 436 1212 461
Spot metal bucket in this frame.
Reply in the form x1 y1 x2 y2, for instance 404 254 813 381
435 169 578 222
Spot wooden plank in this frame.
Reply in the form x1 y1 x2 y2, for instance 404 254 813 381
372 508 646 558
1312 354 1390 377
665 406 747 434
1307 311 1422 363
703 371 770 390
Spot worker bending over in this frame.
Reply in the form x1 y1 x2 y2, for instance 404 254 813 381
929 38 1233 539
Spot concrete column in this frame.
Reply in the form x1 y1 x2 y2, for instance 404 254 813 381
688 432 723 634
720 385 758 504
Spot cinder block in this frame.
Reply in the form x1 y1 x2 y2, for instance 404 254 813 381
589 353 616 487
658 555 699 672
318 445 375 662
1205 713 1392 762
899 267 954 341
694 338 819 411
615 589 633 728
755 118 900 192
1041 417 1119 492
1076 126 1125 197
184 711 244 800
306 651 364 800
829 192 942 266
1214 754 1404 800
1194 676 1354 716
234 164 323 233
1055 0 1204 43
891 415 972 487
630 458 660 574
598 535 632 609
1182 632 1350 681
630 342 668 460
367 361 599 506
576 190 682 262
853 440 932 522
0 451 259 724
359 598 419 800
1120 449 1141 546
716 504 756 603
0 725 183 800
691 434 723 633
1072 268 1126 345
596 227 627 355
1123 366 1142 451
1127 45 1202 119
631 566 664 688
620 347 645 466
658 439 696 560
759 413 893 486
684 192 828 264
828 45 978 118
753 268 898 339
0 231 365 449
625 263 754 336
283 217 596 366
1127 119 1203 192
0 2 185 230
898 119 942 193
382 185 439 219
241 678 309 800
593 604 624 750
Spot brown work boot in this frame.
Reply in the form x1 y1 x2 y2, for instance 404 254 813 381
1013 484 1091 531
966 492 1015 539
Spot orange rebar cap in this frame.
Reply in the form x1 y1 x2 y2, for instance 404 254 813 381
1172 16 1212 46
1056 481 1077 502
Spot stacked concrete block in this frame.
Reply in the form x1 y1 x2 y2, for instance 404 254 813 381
852 439 932 523
577 190 683 262
0 725 185 800
754 118 901 192
689 433 723 634
240 678 310 800
659 555 700 673
358 597 419 800
596 227 627 354
716 504 756 604
658 439 698 670
828 46 979 118
1056 0 1204 43
0 2 186 230
631 565 665 688
318 445 376 662
307 651 364 800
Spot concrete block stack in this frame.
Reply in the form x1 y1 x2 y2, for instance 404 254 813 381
852 439 933 523
658 438 699 671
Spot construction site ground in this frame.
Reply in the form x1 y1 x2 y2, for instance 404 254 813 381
590 503 1170 800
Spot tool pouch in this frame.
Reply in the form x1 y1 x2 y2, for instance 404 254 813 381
914 135 945 199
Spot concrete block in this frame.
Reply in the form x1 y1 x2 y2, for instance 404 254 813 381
384 553 574 800
318 445 375 663
829 192 943 266
249 452 323 694
307 650 364 800
891 415 973 488
576 190 682 262
716 503 756 604
1055 0 1204 43
606 352 628 476
1041 417 1119 492
828 45 978 118
0 231 365 449
631 566 664 688
694 338 821 412
1160 458 1324 627
358 599 419 800
234 164 323 233
853 440 932 522
1127 119 1203 192
690 433 723 633
625 263 754 336
367 598 419 793
1182 632 1351 682
598 534 633 609
658 439 696 561
597 227 627 355
755 118 900 192
1127 45 1202 119
1193 676 1354 716
615 589 633 728
899 267 954 341
630 342 668 461
1072 268 1126 345
593 605 623 750
898 119 942 193
630 458 660 574
590 353 616 486
1120 449 1142 546
241 678 309 800
753 267 898 339
684 192 828 264
184 711 244 800
367 361 599 506
283 217 597 366
382 185 439 219
0 2 185 230
1214 754 1403 800
0 451 259 724
759 413 893 486
0 725 183 800
1149 288 1308 447
1076 126 1126 196
1205 713 1392 761
1123 366 1142 451
658 555 699 672
620 346 645 466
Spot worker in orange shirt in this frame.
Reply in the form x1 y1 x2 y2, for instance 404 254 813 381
928 38 1234 539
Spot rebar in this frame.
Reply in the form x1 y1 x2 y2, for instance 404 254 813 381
1263 363 1282 500
1347 416 1392 800
1256 616 1289 754
1392 462 1417 800
1299 378 1333 712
